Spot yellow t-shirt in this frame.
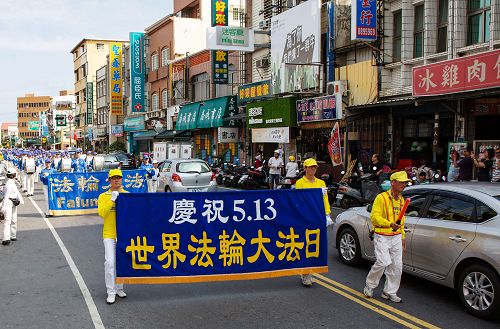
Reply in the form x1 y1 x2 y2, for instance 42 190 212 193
97 188 128 239
295 176 331 215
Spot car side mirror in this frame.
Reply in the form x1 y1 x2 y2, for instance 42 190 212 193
366 204 373 212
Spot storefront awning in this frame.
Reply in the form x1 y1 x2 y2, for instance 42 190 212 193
176 103 200 131
132 130 157 140
197 96 237 129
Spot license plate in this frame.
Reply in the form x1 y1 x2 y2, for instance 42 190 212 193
189 188 203 192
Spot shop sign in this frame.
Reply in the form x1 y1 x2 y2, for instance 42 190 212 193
55 101 72 110
218 127 239 143
252 127 290 143
296 95 338 122
111 125 124 137
146 117 167 133
246 97 297 128
198 96 237 129
207 26 254 52
56 115 68 127
40 114 49 137
470 103 500 116
124 116 145 132
271 0 321 94
351 0 377 41
28 121 39 131
237 80 271 105
86 82 93 124
130 32 145 113
109 42 123 115
412 49 500 97
88 127 93 141
212 0 228 84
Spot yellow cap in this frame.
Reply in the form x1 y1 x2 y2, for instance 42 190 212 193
303 158 318 167
289 155 295 161
390 171 411 182
108 169 123 179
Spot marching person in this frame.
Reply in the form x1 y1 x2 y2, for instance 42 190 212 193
1 169 24 245
295 158 331 287
52 152 62 171
85 150 94 172
40 159 56 217
72 149 87 173
149 159 160 193
363 171 410 303
140 155 154 192
25 152 37 197
268 150 283 190
97 169 128 304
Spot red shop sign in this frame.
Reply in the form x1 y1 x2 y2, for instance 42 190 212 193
412 49 500 97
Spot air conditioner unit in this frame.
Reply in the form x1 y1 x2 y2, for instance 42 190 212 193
332 80 348 96
256 57 270 69
259 19 271 30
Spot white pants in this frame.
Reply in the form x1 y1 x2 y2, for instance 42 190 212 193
2 202 18 241
148 179 158 193
103 238 124 295
34 166 41 183
365 234 403 296
43 184 49 215
26 173 35 195
21 171 27 191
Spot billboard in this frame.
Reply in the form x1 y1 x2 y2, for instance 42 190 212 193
130 32 145 113
206 26 255 52
109 42 123 115
271 0 321 94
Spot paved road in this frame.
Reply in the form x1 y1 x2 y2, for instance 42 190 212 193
1 183 499 329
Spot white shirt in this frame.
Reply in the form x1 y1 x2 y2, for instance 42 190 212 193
2 178 24 210
268 157 283 175
285 162 299 178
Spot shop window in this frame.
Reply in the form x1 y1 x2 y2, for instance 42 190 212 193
437 0 448 53
393 11 402 61
414 4 424 58
467 0 491 45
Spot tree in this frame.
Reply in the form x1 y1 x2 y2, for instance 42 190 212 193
108 141 126 153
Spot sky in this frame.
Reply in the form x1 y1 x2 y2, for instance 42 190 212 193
0 0 173 123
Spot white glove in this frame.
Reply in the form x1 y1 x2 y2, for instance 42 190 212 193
326 214 333 227
322 187 328 196
111 191 119 202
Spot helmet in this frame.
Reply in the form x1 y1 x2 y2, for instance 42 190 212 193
288 156 295 161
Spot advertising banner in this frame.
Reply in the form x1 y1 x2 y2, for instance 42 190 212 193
296 96 337 122
115 189 328 284
130 32 145 113
237 80 271 105
271 0 321 94
328 122 342 166
413 49 500 97
40 114 49 137
86 82 93 124
252 127 290 143
212 0 228 84
351 0 377 41
47 170 148 216
55 101 72 111
28 121 39 131
109 42 123 115
124 116 146 132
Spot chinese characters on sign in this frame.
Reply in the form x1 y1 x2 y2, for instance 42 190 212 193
212 0 229 84
109 42 123 115
130 32 145 113
296 96 337 122
86 82 93 124
351 0 377 41
237 80 271 105
218 127 239 143
413 49 500 96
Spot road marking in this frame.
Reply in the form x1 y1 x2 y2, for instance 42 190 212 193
29 197 105 329
313 274 440 329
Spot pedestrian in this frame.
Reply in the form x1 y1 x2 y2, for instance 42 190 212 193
363 171 410 303
492 148 500 182
1 169 24 245
452 147 473 181
447 149 459 182
369 154 384 183
97 169 128 304
149 160 160 193
40 159 56 217
285 155 298 178
472 148 494 182
295 158 331 287
267 150 283 189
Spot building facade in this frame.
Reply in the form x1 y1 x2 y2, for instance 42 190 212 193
17 93 51 147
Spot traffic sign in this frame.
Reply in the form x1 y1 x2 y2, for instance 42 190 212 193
68 114 74 121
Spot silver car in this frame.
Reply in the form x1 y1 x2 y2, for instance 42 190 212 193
332 183 500 319
157 159 217 192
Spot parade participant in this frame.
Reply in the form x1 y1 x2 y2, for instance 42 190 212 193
72 149 87 173
268 150 283 190
58 152 72 172
1 169 24 245
34 154 43 183
363 171 410 303
40 159 56 217
295 158 331 287
140 155 154 192
52 152 62 171
25 152 37 196
285 155 298 178
149 160 160 193
20 152 28 193
85 151 94 171
97 169 128 304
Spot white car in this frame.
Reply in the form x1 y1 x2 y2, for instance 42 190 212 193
157 159 217 192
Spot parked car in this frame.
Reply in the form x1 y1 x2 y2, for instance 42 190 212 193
157 159 217 192
112 152 136 170
332 183 500 319
102 154 120 170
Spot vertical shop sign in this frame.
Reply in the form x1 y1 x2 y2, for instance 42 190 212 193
327 2 335 82
130 32 145 113
109 42 123 115
351 0 377 41
86 82 93 124
328 122 342 166
212 0 228 84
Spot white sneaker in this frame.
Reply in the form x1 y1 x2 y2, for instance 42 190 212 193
106 294 116 304
116 290 127 298
381 291 402 303
363 286 373 298
301 274 313 287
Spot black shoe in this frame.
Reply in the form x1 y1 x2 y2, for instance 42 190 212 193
11 238 16 241
2 241 10 245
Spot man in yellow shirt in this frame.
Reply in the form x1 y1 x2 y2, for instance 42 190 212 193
98 169 128 304
295 158 331 287
363 171 410 303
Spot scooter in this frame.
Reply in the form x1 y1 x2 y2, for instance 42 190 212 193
336 173 381 209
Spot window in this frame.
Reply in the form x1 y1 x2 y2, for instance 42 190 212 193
402 193 429 217
476 202 497 222
151 53 159 71
414 5 424 58
96 43 104 50
425 195 475 222
192 73 209 102
467 0 491 45
177 161 210 173
161 89 168 109
161 48 170 67
393 11 402 61
437 0 448 53
173 80 185 105
232 6 240 20
151 93 159 111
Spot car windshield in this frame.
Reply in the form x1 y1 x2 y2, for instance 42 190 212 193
495 196 500 201
177 161 210 173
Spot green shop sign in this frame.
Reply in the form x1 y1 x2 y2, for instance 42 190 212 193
246 97 297 128
176 96 237 131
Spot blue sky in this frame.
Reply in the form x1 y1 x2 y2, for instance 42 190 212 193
0 0 172 123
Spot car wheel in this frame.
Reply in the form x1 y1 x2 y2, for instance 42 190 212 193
337 227 362 266
458 264 500 319
164 186 171 192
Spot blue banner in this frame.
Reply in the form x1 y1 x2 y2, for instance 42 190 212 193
48 170 148 216
115 189 328 284
130 32 145 112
